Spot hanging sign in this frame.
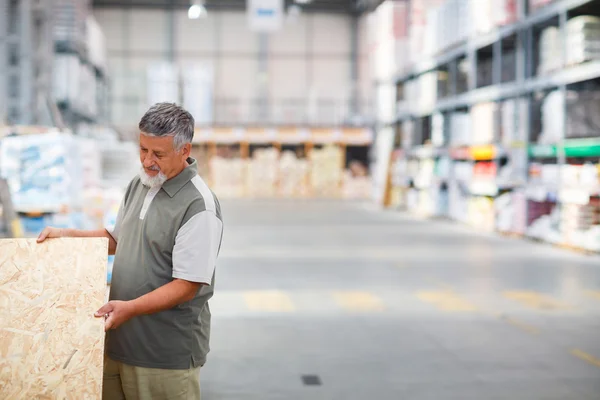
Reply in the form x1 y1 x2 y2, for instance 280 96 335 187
247 0 284 32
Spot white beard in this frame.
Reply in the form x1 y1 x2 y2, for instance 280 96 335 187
139 166 167 188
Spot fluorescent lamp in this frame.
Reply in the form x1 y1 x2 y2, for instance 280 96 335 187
295 0 312 4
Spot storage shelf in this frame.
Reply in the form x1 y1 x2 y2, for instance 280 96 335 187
395 0 597 86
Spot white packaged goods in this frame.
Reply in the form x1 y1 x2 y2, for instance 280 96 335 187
501 98 528 145
538 27 562 75
468 196 495 232
86 16 107 72
539 90 564 144
471 103 495 144
493 0 517 27
53 54 80 105
417 72 438 113
529 0 554 11
496 191 526 234
472 0 494 35
449 111 471 146
0 132 82 212
566 16 600 66
75 137 102 189
448 182 469 223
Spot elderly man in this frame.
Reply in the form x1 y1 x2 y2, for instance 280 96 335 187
37 103 223 400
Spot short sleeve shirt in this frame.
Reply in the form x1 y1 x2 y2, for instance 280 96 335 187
106 157 223 369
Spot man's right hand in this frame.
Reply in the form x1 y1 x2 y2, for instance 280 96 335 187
37 227 66 243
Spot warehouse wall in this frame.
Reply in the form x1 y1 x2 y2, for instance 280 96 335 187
93 8 371 130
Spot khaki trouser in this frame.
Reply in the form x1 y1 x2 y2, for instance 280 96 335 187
103 356 201 400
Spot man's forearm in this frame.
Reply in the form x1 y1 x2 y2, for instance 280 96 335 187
129 279 203 316
61 228 117 255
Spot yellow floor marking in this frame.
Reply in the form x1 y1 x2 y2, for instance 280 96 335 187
501 316 540 335
585 291 600 301
416 290 477 312
243 290 295 312
571 349 600 368
503 291 570 311
332 291 385 312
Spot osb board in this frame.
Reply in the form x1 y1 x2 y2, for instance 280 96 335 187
0 238 108 399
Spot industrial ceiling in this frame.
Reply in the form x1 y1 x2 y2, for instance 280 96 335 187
92 0 386 15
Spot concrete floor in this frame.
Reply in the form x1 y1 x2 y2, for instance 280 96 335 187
201 199 600 400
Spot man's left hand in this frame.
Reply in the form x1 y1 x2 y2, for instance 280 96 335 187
95 300 137 332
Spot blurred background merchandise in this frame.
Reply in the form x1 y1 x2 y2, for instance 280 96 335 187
1 0 600 253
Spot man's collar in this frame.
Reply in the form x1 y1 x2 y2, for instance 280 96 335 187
161 157 198 197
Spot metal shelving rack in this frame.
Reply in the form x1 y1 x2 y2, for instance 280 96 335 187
391 0 600 251
1 0 55 126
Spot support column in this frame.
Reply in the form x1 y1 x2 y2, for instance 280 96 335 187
350 14 359 119
257 32 269 124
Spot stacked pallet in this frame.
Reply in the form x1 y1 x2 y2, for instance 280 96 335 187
278 151 309 198
310 145 344 198
246 148 279 198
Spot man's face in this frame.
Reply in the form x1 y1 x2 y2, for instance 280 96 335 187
139 133 190 181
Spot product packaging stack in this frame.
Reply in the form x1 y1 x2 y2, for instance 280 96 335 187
309 145 343 198
0 132 82 213
539 90 564 144
492 0 517 27
501 98 528 145
448 182 469 223
566 16 600 67
343 172 372 200
538 26 562 75
246 148 279 198
417 72 439 113
565 90 600 138
529 0 554 12
560 201 600 248
495 190 527 234
86 16 107 73
467 196 495 232
278 151 309 198
449 111 471 146
470 102 496 144
471 0 494 35
408 0 446 65
209 157 246 198
526 199 561 243
53 54 80 107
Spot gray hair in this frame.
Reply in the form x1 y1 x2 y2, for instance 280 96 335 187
139 102 195 150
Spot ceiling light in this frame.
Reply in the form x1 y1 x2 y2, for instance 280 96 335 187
295 0 312 4
188 3 207 19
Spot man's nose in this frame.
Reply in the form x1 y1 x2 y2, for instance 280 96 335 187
142 154 154 167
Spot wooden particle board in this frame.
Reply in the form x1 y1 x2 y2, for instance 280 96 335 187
0 238 108 399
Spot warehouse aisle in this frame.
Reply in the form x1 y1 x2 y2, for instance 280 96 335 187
201 200 600 400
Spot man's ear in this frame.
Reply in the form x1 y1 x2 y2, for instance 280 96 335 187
182 143 192 158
